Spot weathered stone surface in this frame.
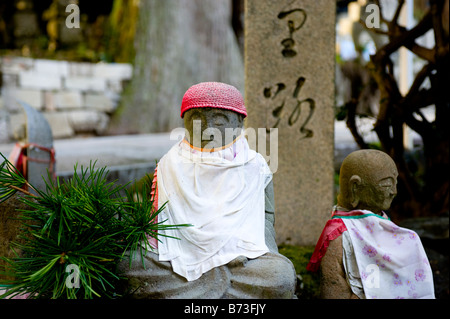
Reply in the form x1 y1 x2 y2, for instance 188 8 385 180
84 93 115 113
107 79 127 93
0 57 34 75
43 112 74 138
64 76 107 92
1 88 43 111
33 59 69 77
1 57 131 142
48 91 83 109
68 62 94 77
245 0 336 245
19 72 62 90
8 113 26 141
319 236 356 299
93 63 133 80
1 74 19 88
68 110 109 135
0 98 10 143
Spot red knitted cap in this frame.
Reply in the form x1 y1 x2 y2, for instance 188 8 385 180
180 82 247 118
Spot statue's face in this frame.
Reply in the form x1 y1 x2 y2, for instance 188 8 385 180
183 108 244 149
359 168 398 212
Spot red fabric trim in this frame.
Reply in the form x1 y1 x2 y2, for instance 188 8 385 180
150 166 158 211
16 152 25 177
306 218 347 272
148 166 159 249
8 143 56 181
333 209 390 220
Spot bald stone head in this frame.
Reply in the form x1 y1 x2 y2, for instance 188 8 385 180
337 150 398 214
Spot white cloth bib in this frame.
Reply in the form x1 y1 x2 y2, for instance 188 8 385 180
340 211 435 299
156 136 271 281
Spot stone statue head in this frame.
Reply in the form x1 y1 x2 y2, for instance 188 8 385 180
337 149 398 214
180 82 246 149
183 108 244 149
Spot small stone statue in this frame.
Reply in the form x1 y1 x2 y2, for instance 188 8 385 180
118 82 296 299
307 149 435 299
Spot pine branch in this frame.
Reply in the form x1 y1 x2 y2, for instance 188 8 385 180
7 184 36 198
1 161 190 299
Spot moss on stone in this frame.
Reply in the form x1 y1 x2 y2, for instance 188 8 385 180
278 245 320 299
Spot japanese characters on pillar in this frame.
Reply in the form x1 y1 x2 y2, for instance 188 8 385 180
245 0 335 245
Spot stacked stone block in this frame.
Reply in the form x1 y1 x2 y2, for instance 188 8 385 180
0 56 132 142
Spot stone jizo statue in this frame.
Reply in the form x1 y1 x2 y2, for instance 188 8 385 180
307 149 435 299
118 82 297 299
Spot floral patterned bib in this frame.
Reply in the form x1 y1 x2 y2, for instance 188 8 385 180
336 210 435 299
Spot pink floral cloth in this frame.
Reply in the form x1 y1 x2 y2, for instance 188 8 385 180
337 210 435 299
0 288 29 299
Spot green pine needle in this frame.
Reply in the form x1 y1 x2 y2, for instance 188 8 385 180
0 153 35 201
0 157 190 299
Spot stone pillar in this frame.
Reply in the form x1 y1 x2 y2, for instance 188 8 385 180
245 0 335 245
